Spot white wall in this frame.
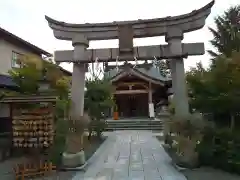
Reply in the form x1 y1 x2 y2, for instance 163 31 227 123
0 39 41 74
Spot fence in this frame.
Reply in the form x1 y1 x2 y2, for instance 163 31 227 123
14 161 56 180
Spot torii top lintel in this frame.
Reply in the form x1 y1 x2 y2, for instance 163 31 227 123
45 0 214 41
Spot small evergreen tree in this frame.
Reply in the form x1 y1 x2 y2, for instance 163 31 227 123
85 64 114 139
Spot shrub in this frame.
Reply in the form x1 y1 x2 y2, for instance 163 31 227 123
48 118 68 166
174 135 200 168
88 118 106 140
169 113 208 139
196 128 240 173
166 114 209 168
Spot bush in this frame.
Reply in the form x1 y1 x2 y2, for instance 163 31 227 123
196 128 240 173
169 113 208 139
165 114 208 168
48 118 68 166
88 118 106 139
164 133 173 147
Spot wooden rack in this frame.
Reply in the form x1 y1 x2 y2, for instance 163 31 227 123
14 161 56 180
12 107 54 148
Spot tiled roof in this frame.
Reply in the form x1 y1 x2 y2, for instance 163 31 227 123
104 65 171 82
0 74 17 88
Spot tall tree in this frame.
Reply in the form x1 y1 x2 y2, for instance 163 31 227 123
186 52 240 129
208 5 240 58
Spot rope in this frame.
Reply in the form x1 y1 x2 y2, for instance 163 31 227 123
133 56 138 68
116 56 119 72
95 57 99 71
153 56 158 67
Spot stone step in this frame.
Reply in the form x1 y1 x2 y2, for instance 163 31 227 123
106 120 162 124
105 128 162 131
105 119 163 131
106 124 162 127
107 122 162 123
106 127 162 130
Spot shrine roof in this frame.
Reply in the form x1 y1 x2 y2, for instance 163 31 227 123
105 65 171 84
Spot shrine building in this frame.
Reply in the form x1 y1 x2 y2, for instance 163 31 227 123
104 62 172 119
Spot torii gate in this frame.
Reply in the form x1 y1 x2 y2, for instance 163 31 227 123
46 1 215 120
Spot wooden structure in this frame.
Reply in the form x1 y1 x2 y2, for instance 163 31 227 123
12 107 54 148
105 62 171 118
0 95 58 155
14 161 56 180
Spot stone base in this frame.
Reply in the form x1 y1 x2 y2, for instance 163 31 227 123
62 151 85 167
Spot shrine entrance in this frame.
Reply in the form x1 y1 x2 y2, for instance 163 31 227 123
45 0 215 167
115 93 148 118
45 0 215 119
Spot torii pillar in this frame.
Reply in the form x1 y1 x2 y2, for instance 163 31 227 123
63 35 89 167
71 35 89 119
166 28 189 118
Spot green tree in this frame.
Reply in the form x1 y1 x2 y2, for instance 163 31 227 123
85 67 114 138
8 54 70 96
208 5 240 58
186 52 240 129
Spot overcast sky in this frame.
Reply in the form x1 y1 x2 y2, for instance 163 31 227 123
0 0 239 72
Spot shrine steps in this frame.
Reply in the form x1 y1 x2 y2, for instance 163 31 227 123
105 119 163 131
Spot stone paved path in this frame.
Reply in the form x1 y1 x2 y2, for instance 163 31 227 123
73 131 186 180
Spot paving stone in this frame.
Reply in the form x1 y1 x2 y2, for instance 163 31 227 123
113 168 129 178
72 130 186 180
129 163 143 171
129 170 145 178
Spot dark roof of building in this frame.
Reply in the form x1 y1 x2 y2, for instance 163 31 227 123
0 74 17 88
43 60 72 76
0 27 52 57
59 66 72 76
104 64 171 83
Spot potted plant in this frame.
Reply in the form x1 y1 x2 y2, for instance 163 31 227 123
113 104 119 120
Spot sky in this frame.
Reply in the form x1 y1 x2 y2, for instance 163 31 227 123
0 0 239 72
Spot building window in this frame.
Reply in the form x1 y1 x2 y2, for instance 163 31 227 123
12 51 23 68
